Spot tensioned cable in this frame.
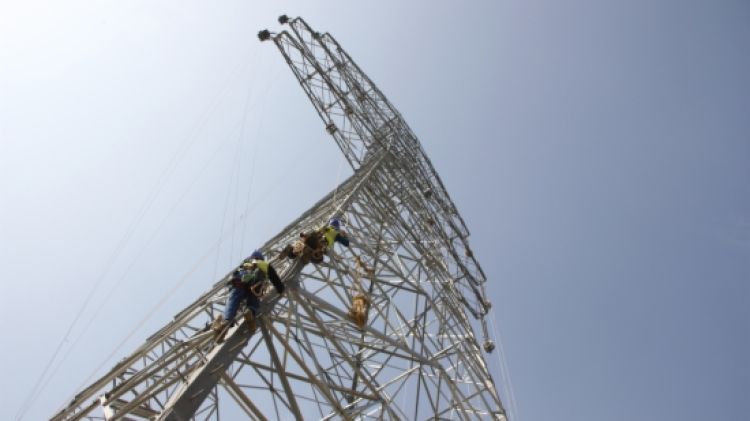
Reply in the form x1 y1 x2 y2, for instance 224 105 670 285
220 129 244 267
71 224 230 397
32 119 246 420
230 141 246 261
48 72 362 416
490 311 520 421
18 55 258 420
228 122 247 261
238 115 260 257
49 118 242 358
239 67 279 257
231 55 268 265
229 66 261 262
55 119 324 416
214 64 261 277
331 153 346 218
13 55 255 421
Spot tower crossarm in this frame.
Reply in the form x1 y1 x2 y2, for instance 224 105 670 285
53 17 508 421
269 17 490 314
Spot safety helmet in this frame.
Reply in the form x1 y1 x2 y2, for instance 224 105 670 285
329 218 341 229
249 250 264 260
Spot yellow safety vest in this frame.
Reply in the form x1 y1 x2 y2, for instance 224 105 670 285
253 260 269 275
246 259 270 296
323 226 339 247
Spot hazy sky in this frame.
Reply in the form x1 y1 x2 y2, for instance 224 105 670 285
1 1 748 420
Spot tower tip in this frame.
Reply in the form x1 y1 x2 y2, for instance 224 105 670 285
258 29 271 41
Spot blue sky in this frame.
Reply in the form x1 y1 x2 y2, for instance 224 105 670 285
1 1 748 420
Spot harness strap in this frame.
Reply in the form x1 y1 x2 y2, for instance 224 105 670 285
248 281 266 297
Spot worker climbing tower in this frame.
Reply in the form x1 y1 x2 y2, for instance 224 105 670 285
52 16 507 421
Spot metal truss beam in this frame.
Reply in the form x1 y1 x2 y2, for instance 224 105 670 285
52 17 507 421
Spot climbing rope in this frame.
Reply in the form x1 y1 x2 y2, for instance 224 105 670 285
46 119 246 417
489 312 521 421
215 126 245 274
70 232 225 401
56 115 325 416
15 55 257 421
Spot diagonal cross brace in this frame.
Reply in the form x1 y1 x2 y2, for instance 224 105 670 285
152 262 305 421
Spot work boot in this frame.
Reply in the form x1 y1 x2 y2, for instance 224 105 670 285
212 315 228 343
211 315 224 332
281 244 295 259
244 311 257 333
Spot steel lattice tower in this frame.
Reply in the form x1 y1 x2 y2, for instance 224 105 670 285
52 16 507 421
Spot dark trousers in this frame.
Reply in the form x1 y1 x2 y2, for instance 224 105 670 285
223 286 260 322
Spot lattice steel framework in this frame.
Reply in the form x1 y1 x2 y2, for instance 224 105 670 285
51 16 507 421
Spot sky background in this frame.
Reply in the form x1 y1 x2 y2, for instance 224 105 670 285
1 1 748 420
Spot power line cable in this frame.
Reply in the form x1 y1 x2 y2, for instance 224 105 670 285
37 119 246 408
15 55 255 421
490 311 520 421
64 138 315 407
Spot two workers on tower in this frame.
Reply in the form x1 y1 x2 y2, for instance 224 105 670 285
212 218 350 342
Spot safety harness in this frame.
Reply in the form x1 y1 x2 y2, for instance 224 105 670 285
231 260 270 297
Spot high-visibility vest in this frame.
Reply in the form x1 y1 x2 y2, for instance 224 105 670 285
253 259 269 275
243 260 270 296
323 226 339 247
239 260 269 285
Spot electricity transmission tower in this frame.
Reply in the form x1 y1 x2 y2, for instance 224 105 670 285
52 16 507 421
